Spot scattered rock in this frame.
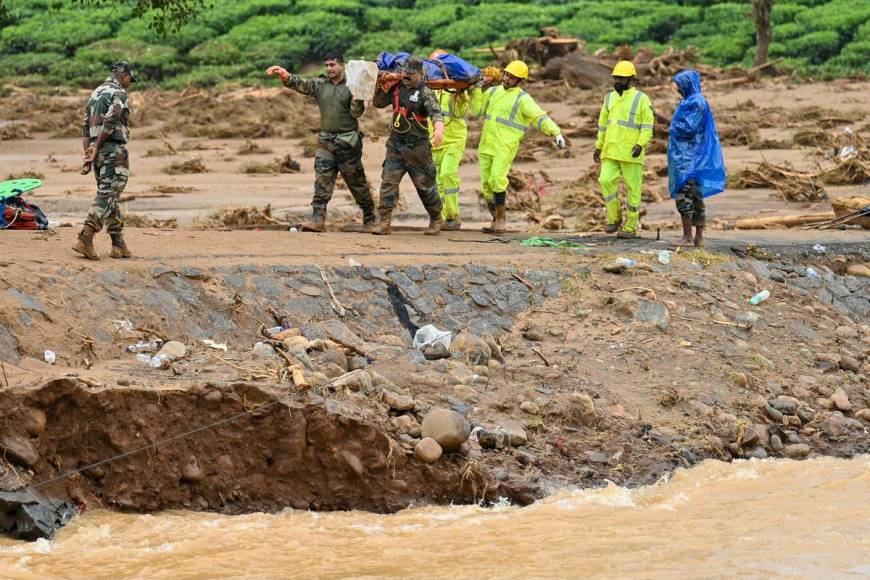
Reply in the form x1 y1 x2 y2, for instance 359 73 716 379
421 408 471 452
835 325 859 340
423 342 450 360
763 403 783 422
522 328 545 342
814 352 841 370
252 342 277 359
383 389 415 411
769 396 800 415
783 444 811 460
0 435 39 468
855 409 870 422
734 311 760 329
499 420 528 447
586 452 609 464
481 333 505 364
391 414 421 436
732 373 749 388
476 428 506 450
839 356 860 372
116 378 130 386
634 300 670 330
770 434 784 451
845 264 870 278
319 348 348 371
181 456 204 483
453 385 477 401
332 369 373 392
158 340 187 359
449 331 491 366
520 401 539 414
513 447 537 465
831 388 852 413
568 392 597 425
415 438 443 463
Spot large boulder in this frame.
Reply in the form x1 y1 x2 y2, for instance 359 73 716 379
421 408 471 452
450 331 491 366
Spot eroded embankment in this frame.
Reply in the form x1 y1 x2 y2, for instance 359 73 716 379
0 254 869 539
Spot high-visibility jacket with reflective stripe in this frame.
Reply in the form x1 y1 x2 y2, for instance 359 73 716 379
428 87 485 150
478 85 560 157
596 87 654 164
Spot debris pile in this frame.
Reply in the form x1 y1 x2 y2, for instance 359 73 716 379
123 213 179 229
163 157 208 175
193 204 287 229
241 154 302 175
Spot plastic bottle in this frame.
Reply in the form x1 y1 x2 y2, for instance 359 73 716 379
148 353 174 369
615 257 637 268
44 350 56 365
657 250 672 265
136 353 153 364
749 290 771 305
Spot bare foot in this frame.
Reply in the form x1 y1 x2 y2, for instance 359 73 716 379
675 237 694 247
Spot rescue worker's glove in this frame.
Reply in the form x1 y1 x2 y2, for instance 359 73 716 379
555 134 566 150
593 149 601 164
631 144 643 158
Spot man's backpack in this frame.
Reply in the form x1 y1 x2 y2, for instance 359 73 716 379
1 196 49 230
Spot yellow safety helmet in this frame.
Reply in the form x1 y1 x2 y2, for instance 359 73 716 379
429 49 448 59
612 60 637 77
504 60 529 80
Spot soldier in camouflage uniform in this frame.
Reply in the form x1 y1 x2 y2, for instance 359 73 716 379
267 53 375 232
370 57 445 235
73 61 136 260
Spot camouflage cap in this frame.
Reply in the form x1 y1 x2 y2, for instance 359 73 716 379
110 61 137 82
400 57 424 73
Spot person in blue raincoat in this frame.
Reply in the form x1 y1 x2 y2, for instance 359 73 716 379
668 69 726 247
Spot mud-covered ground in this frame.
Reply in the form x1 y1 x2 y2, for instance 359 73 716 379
0 230 867 520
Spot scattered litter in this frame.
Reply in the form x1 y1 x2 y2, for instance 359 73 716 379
413 324 453 350
288 227 298 233
812 244 826 254
136 353 152 364
657 250 673 264
838 146 857 160
616 257 637 268
148 353 174 369
843 127 854 136
806 267 820 279
44 350 55 365
265 327 284 337
201 339 228 351
520 236 586 248
348 258 362 267
112 319 134 332
749 289 771 305
125 340 163 353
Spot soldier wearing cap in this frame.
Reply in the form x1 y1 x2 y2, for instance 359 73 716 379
370 56 445 235
73 61 136 260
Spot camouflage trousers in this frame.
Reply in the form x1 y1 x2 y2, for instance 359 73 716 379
379 137 442 218
314 131 374 218
675 180 706 227
85 142 129 236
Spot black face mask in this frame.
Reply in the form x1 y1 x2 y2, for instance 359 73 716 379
613 80 630 94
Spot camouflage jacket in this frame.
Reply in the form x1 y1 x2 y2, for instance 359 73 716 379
81 77 130 144
284 74 363 133
373 81 442 142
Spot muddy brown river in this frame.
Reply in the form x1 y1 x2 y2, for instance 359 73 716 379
1 456 867 578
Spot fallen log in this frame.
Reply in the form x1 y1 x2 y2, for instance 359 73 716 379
735 213 834 229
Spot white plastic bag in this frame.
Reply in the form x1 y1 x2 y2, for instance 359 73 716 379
413 324 453 350
345 60 378 100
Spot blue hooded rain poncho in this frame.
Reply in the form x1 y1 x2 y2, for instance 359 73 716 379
668 70 726 198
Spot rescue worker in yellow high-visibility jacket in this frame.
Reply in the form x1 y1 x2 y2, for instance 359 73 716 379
594 60 654 238
427 49 485 230
478 60 565 234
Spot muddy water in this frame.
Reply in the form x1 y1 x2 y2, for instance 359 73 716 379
2 457 868 579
